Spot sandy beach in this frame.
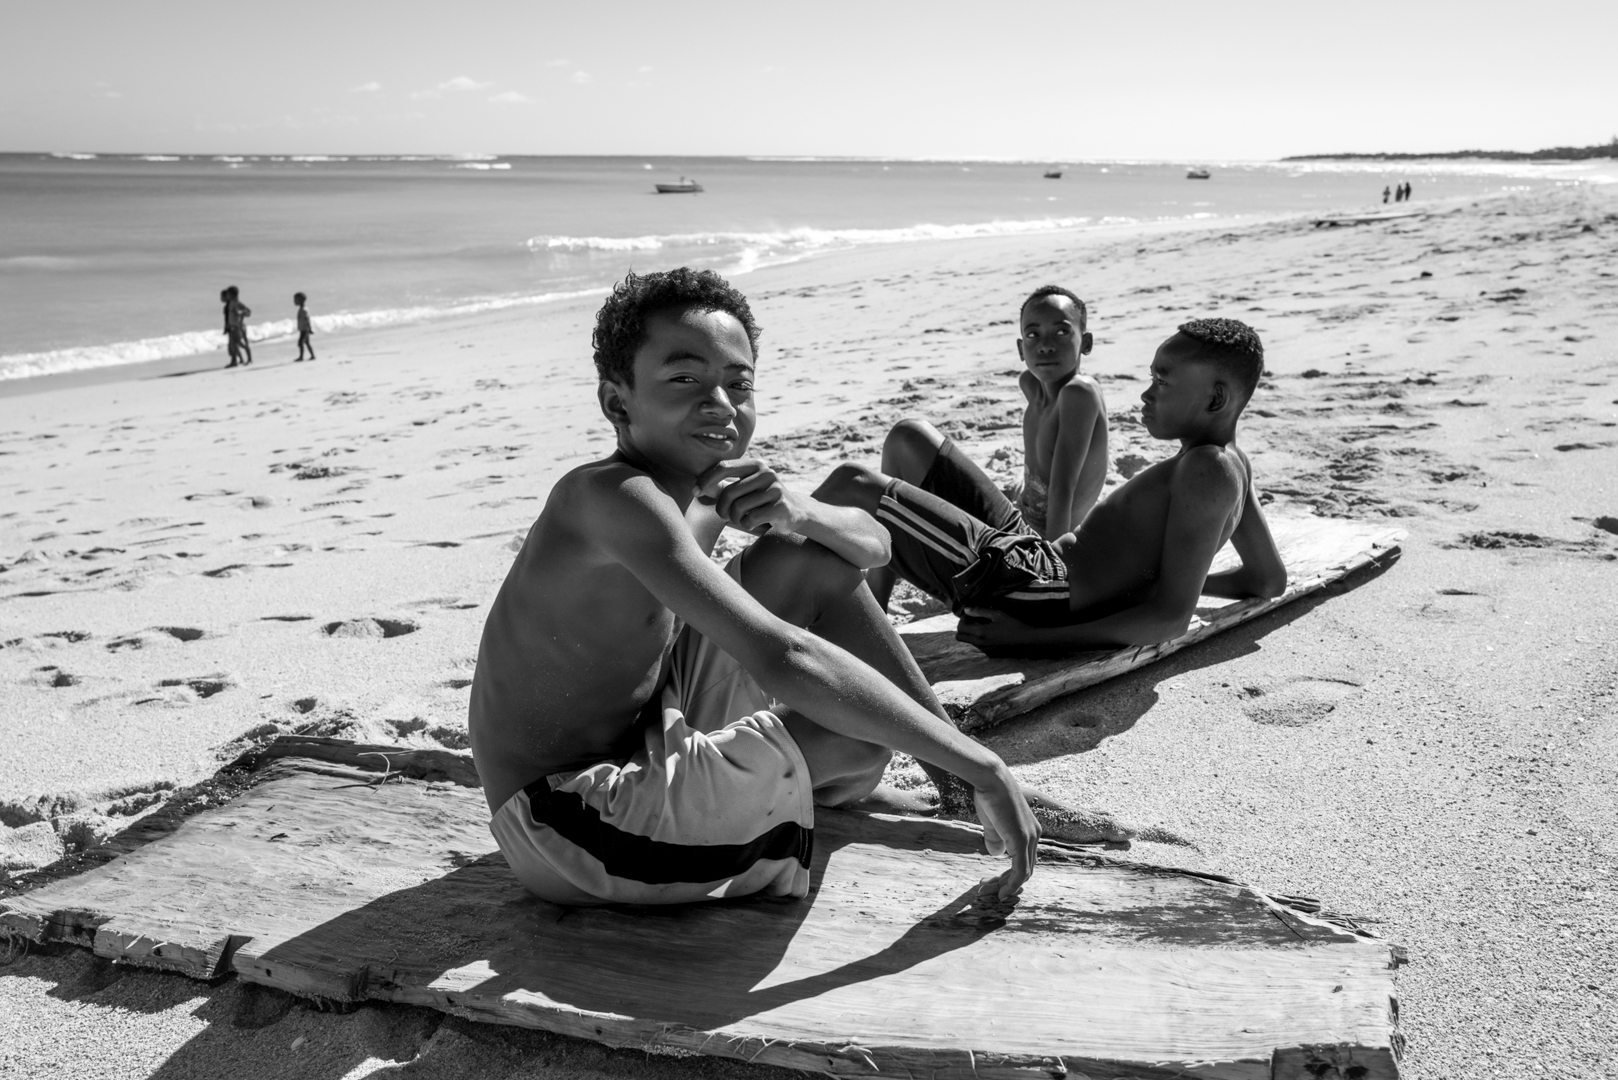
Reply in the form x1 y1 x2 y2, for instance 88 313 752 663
2 184 1616 1078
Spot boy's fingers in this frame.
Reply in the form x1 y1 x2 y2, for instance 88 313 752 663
714 474 777 520
695 459 759 497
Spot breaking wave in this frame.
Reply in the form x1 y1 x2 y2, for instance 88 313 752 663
527 216 1115 274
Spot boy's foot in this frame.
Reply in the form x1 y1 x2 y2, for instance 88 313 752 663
847 782 940 816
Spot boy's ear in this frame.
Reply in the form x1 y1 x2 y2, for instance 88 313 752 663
1015 338 1026 364
1208 381 1229 413
597 379 632 430
1079 331 1094 356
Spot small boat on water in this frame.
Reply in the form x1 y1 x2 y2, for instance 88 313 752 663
655 176 703 194
1186 167 1211 180
1043 168 1064 179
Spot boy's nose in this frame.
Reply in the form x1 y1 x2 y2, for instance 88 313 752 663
701 386 736 416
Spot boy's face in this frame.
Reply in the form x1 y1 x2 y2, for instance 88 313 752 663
1017 296 1092 384
604 307 757 479
1139 333 1224 439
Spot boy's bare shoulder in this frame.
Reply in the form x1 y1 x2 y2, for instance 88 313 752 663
1056 374 1106 416
1018 369 1040 402
1168 444 1244 499
551 459 679 520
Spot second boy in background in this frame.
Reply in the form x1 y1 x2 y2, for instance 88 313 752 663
864 285 1106 611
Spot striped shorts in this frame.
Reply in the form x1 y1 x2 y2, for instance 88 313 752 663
490 565 816 906
876 477 1074 627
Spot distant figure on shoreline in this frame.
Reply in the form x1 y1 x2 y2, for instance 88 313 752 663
1402 181 1413 201
225 286 253 366
220 288 241 367
294 292 316 362
1382 186 1391 204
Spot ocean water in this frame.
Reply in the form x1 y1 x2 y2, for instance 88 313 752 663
0 153 1605 382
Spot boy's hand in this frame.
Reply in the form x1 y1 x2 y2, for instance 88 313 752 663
695 458 806 536
970 765 1040 900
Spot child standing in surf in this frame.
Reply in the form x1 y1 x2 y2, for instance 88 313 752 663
294 292 316 361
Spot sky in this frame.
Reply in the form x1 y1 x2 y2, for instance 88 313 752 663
2 0 1614 160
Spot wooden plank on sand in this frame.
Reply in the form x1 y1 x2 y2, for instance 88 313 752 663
2 744 1403 1079
901 515 1404 733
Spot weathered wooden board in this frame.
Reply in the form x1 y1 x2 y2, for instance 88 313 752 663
902 516 1404 733
0 756 491 978
2 743 1403 1079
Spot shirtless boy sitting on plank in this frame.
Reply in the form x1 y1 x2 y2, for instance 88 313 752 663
470 268 1056 907
817 318 1288 656
868 285 1107 611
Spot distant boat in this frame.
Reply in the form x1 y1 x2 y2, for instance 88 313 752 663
655 177 703 194
1186 168 1211 180
1043 168 1064 179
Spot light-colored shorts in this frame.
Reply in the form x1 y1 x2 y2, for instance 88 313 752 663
490 577 815 906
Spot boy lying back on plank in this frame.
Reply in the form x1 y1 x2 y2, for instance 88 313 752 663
866 285 1108 612
817 318 1288 656
470 269 1127 908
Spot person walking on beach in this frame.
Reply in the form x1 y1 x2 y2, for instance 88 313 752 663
226 286 253 366
1382 186 1391 204
221 288 241 368
294 292 316 361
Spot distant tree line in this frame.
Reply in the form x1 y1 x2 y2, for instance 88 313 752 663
1284 137 1618 162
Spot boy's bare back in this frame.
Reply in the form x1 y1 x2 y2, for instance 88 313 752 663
470 460 698 813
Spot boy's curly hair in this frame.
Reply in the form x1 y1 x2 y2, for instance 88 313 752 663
592 268 762 385
1177 317 1264 399
1021 284 1088 332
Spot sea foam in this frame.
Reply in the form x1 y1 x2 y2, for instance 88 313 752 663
529 216 1100 261
0 289 601 383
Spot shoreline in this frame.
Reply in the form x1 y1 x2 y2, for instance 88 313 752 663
2 184 1615 1078
0 199 1462 401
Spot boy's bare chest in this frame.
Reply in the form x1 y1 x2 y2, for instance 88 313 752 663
1021 402 1062 470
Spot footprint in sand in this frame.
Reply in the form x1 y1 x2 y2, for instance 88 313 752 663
146 674 233 702
1241 676 1364 727
323 617 419 639
31 665 81 688
106 626 208 650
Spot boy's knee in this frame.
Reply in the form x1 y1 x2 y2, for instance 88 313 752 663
882 419 943 481
813 462 887 512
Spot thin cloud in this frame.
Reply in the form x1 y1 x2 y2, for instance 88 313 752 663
349 81 382 93
488 91 534 105
571 71 591 85
440 76 492 91
545 58 570 68
637 66 653 74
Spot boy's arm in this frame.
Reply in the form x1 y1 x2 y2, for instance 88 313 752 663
1201 483 1287 600
595 470 1037 897
1042 379 1106 539
957 448 1241 651
697 458 889 569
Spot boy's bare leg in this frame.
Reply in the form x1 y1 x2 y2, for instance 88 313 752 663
862 419 947 610
738 533 1132 842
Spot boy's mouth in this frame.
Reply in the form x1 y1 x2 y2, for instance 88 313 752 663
693 430 736 446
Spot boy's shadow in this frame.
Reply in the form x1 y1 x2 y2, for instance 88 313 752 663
243 809 1013 1033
